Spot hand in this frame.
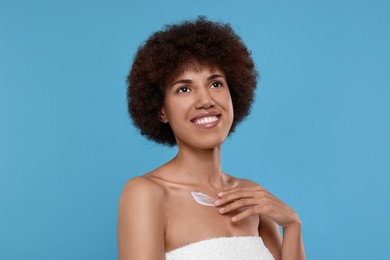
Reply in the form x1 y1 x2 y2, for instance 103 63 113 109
214 185 300 228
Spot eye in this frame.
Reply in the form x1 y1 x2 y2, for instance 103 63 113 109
177 86 191 93
210 81 223 88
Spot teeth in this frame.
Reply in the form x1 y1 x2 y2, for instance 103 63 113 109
194 116 218 125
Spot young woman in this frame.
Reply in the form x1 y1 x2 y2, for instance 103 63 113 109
118 17 305 260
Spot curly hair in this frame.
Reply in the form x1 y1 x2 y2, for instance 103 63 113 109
127 16 258 146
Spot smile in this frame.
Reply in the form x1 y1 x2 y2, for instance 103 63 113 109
194 116 219 125
190 111 221 129
191 113 221 129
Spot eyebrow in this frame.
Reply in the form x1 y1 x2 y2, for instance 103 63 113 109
171 74 224 87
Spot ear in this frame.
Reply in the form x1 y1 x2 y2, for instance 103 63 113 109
160 108 168 123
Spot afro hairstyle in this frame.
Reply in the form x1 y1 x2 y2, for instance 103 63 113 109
127 16 258 146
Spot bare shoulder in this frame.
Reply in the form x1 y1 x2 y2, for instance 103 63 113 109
223 173 260 188
118 175 166 219
237 178 259 187
118 175 166 260
119 175 165 203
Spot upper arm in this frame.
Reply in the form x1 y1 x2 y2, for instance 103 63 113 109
259 216 282 260
117 177 165 260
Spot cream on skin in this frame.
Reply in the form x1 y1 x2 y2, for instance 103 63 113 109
191 191 217 206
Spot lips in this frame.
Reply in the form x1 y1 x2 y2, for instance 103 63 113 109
191 111 221 128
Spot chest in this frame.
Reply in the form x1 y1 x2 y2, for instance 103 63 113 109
163 191 260 251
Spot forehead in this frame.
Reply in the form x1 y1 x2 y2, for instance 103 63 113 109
167 64 225 84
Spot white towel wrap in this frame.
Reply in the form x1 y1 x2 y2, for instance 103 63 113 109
166 236 274 260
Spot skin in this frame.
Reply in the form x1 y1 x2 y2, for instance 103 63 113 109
118 66 305 260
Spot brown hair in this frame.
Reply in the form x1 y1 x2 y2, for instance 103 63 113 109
127 16 258 146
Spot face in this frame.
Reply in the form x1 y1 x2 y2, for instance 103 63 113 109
161 66 234 150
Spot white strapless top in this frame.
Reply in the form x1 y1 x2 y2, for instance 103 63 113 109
165 236 274 260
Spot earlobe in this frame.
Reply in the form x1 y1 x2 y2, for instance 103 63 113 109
160 109 168 123
160 116 168 123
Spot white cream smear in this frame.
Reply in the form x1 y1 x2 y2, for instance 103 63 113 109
191 191 216 206
194 116 219 125
191 170 222 207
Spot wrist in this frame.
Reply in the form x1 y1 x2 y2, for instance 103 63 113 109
282 216 302 231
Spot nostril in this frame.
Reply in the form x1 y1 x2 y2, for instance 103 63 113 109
195 97 215 109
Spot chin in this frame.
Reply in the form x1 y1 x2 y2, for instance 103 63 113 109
177 135 227 150
194 140 225 150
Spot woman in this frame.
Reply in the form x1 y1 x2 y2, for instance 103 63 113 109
118 17 305 260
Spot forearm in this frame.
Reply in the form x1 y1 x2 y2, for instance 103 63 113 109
281 221 305 260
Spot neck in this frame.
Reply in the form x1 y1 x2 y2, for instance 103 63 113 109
170 144 222 191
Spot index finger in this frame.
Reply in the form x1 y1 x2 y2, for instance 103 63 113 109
218 185 264 197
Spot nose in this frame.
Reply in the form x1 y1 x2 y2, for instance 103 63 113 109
195 88 215 109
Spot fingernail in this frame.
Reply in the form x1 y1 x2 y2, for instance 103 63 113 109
219 208 225 213
214 200 221 206
218 192 223 197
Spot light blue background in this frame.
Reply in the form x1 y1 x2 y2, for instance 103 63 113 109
1 0 389 259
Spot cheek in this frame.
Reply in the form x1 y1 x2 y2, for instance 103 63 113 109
214 91 234 129
163 97 178 119
164 99 189 125
224 93 234 127
220 91 234 114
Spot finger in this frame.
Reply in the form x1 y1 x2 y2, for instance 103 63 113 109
218 198 260 214
215 191 258 206
215 189 268 206
218 185 263 197
231 206 266 222
218 187 241 197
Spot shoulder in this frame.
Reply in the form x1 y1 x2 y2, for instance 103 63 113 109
118 175 167 220
119 175 165 203
118 175 166 226
118 176 166 259
224 173 259 188
237 178 259 187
